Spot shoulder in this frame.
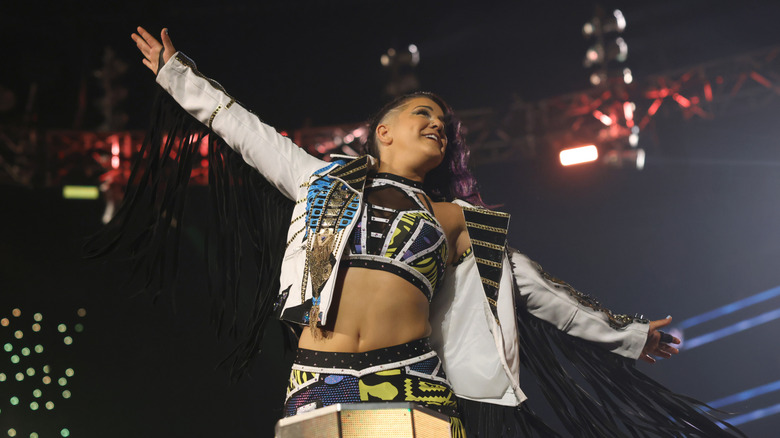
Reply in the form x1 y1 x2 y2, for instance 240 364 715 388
432 201 465 229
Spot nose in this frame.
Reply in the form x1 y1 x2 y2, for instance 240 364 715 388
430 118 444 133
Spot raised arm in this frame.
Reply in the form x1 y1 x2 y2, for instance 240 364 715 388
510 250 679 361
131 27 326 200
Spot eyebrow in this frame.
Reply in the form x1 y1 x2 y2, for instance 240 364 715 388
413 105 446 122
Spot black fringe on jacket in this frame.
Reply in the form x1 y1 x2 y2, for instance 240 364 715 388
499 254 747 438
84 88 294 380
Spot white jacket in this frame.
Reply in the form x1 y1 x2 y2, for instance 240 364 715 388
156 52 650 408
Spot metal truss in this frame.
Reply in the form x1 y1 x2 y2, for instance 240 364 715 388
2 45 778 188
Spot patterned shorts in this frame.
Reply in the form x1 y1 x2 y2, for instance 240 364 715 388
284 338 464 437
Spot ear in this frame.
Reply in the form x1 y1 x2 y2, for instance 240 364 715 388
376 123 392 146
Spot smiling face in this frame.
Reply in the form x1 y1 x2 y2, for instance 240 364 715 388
374 97 449 178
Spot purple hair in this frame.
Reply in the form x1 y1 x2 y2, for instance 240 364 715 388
362 91 486 207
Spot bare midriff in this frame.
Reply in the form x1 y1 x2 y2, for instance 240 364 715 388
297 266 431 352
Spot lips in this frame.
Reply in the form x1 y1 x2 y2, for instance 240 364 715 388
423 133 442 146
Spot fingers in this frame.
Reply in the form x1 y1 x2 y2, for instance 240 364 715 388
649 317 673 331
640 354 656 364
161 28 174 51
131 33 151 57
137 26 157 45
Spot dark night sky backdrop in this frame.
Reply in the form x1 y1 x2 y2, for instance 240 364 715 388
1 1 780 437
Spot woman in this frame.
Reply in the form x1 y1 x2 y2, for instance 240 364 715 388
117 27 743 437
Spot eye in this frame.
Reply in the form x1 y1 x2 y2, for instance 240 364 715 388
414 108 432 117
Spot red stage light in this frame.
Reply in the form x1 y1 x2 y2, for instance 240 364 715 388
647 98 663 117
704 83 713 102
673 93 691 108
750 71 773 89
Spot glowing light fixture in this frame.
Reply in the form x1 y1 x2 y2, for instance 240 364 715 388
560 145 599 166
63 186 99 200
592 110 613 126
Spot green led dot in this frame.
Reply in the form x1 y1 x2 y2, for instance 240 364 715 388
34 313 42 322
75 323 84 333
63 336 73 345
29 401 38 411
35 345 43 354
15 373 24 381
21 347 30 356
31 433 39 438
26 368 35 377
0 373 5 382
58 377 67 386
65 368 74 377
10 396 19 405
46 401 54 410
62 390 71 399
14 331 22 340
60 429 69 437
3 343 11 352
11 355 20 364
33 389 41 398
8 429 17 437
57 324 66 333
42 365 50 374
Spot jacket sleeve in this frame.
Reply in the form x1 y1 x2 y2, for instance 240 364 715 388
155 52 326 200
509 249 649 359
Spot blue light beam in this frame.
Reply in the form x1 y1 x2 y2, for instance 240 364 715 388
682 307 780 350
676 286 780 330
708 380 780 409
726 403 780 427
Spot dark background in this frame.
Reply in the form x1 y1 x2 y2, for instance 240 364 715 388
1 1 779 436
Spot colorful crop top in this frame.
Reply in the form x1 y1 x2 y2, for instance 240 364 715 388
344 173 448 301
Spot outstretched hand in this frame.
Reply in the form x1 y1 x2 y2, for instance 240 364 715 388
131 26 176 75
640 317 681 364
